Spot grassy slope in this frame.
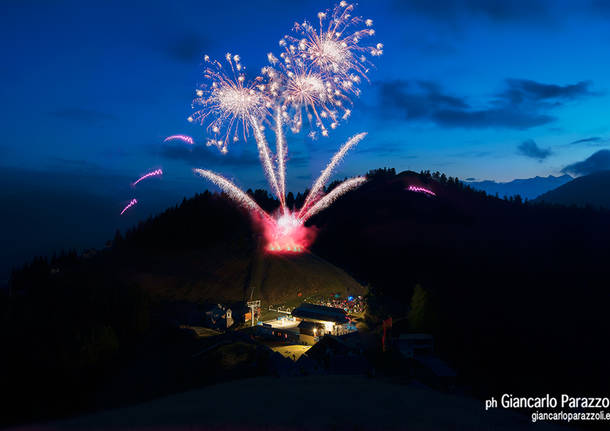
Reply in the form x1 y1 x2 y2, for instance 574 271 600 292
49 376 565 431
116 244 366 306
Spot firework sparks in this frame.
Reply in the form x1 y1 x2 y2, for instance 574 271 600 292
298 132 366 218
280 1 383 109
274 109 287 208
190 54 270 154
183 2 382 253
193 168 273 222
120 199 138 215
262 1 381 136
164 135 195 145
300 176 366 221
191 2 381 146
264 211 313 252
286 2 382 89
263 53 343 136
252 120 283 202
132 168 163 186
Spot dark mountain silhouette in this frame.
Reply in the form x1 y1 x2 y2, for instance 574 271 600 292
1 189 364 426
534 170 610 209
4 167 610 426
309 168 610 397
467 174 572 200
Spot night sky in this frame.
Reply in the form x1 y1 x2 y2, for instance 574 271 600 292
2 0 610 279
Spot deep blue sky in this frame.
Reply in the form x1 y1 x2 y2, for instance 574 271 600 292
3 0 610 278
4 0 610 184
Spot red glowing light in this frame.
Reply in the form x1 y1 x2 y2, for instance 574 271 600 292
407 185 436 196
263 211 315 253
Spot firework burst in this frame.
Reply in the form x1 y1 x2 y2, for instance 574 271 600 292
281 1 382 133
189 54 270 154
261 1 381 137
183 2 382 253
263 51 343 137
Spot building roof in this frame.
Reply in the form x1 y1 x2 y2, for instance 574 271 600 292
292 303 349 324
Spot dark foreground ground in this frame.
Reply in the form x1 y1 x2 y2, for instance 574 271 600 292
15 376 569 431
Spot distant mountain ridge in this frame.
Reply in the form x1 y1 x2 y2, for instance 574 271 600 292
467 174 572 200
534 170 610 209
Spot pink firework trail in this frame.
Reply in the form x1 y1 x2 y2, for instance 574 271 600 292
120 199 138 215
408 185 436 196
132 169 163 186
164 135 194 145
186 2 382 253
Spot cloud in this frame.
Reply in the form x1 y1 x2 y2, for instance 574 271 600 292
393 0 549 24
355 140 417 157
377 78 596 130
285 154 309 168
434 108 552 129
378 80 468 121
562 149 610 176
163 32 208 63
517 139 552 160
499 79 594 104
589 0 610 16
452 150 492 158
159 144 260 167
48 108 118 124
569 137 602 145
45 157 104 172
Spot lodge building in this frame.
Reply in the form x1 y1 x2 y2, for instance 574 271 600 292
258 303 357 345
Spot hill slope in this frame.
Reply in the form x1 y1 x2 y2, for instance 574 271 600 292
11 190 365 306
6 168 610 424
50 376 563 431
308 169 610 396
118 245 365 305
534 169 610 208
1 189 365 426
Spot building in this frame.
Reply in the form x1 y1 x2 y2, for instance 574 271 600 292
257 322 301 343
291 303 357 345
204 304 234 330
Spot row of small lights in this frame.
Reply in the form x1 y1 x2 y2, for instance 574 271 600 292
268 245 305 252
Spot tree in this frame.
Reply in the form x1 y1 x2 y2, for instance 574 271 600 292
407 284 436 333
286 192 295 209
